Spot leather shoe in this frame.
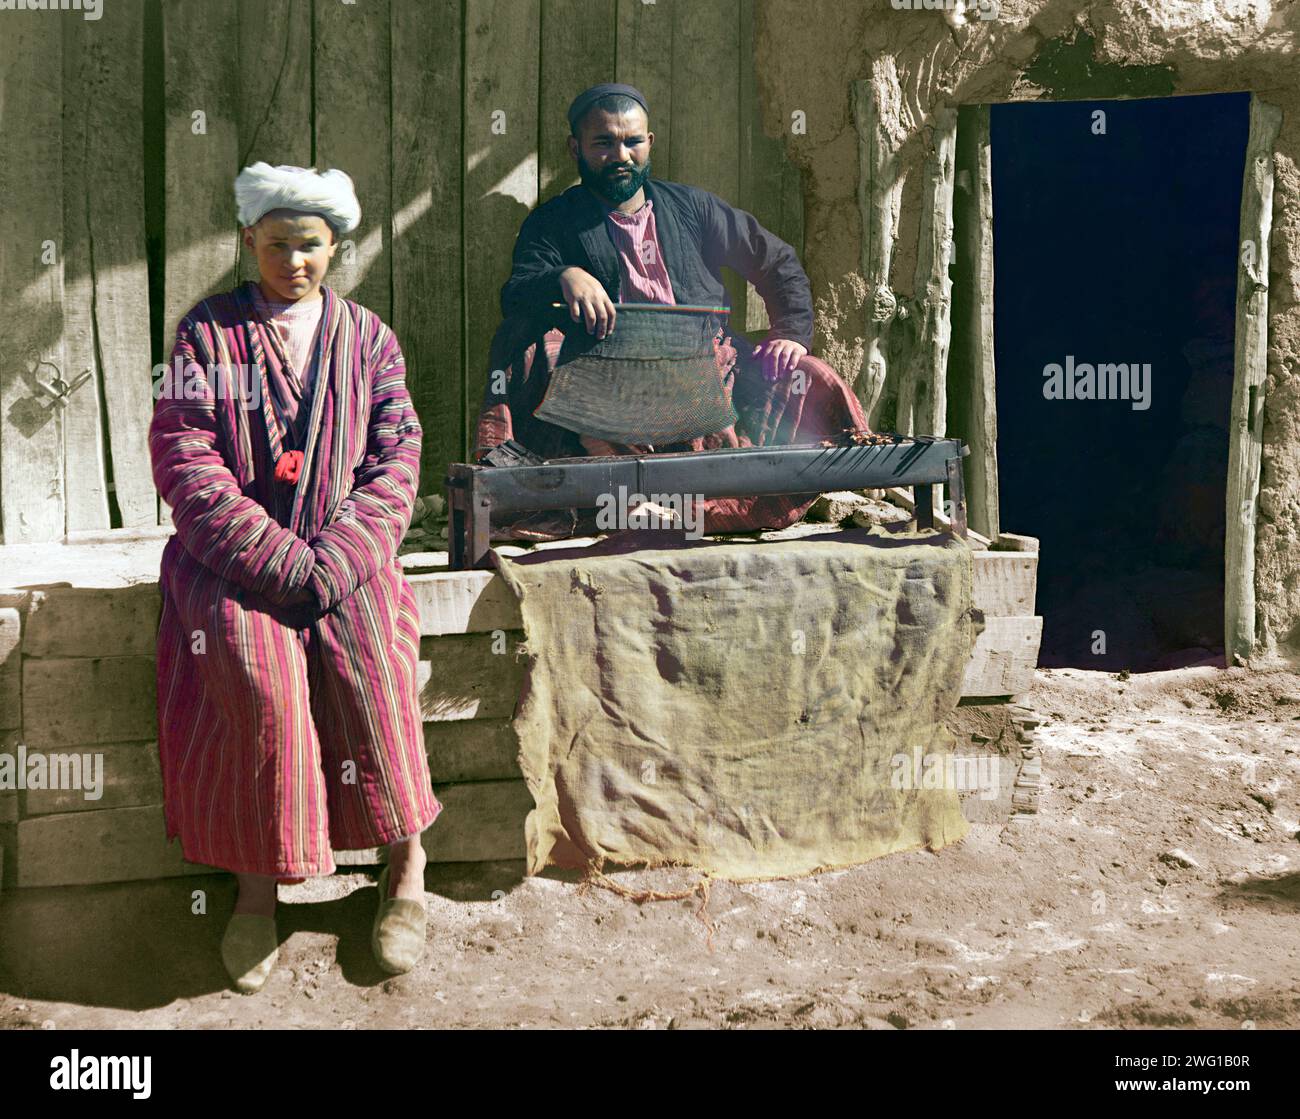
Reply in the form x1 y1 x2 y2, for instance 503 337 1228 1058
372 863 427 975
221 913 279 994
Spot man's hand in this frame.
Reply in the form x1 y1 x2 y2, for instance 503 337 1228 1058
751 337 808 382
559 266 617 339
275 585 321 630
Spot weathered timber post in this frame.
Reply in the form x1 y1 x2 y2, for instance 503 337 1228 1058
951 103 1000 540
1225 95 1282 665
852 66 905 429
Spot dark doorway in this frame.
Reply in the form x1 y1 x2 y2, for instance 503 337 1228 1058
990 92 1249 671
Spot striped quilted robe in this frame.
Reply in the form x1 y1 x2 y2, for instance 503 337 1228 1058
148 282 441 877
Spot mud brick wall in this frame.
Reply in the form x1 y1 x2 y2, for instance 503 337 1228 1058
752 0 1300 664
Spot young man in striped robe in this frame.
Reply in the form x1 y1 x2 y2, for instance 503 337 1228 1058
476 82 870 539
149 164 439 991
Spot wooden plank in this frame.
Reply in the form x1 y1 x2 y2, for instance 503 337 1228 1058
0 16 65 544
423 780 531 862
23 656 157 748
961 616 1042 698
464 0 541 452
16 804 220 888
882 485 991 546
411 570 522 635
21 740 163 817
738 0 803 339
990 531 1039 553
62 524 175 546
22 586 161 659
333 847 387 867
65 2 156 530
7 568 517 653
852 70 904 426
391 0 465 493
671 0 743 318
8 568 524 649
0 731 16 832
426 718 521 783
234 0 313 286
951 104 1000 539
616 0 674 179
418 634 524 721
162 0 240 345
539 0 616 205
971 553 1037 618
1226 96 1282 665
61 11 110 535
899 105 957 445
737 0 762 337
315 0 392 319
338 780 532 865
0 609 20 731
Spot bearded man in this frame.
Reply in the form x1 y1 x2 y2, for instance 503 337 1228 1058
476 81 868 538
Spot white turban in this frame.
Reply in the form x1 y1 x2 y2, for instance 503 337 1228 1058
234 162 361 235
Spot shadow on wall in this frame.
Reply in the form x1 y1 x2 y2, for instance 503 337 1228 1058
3 0 788 545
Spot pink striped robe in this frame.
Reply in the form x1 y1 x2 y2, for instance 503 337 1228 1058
148 282 441 877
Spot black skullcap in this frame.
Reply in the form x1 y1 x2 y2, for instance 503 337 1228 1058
566 83 649 131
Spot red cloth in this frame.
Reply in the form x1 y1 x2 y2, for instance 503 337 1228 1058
475 319 869 537
274 449 304 485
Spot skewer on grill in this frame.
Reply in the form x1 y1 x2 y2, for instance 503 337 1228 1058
820 428 912 447
548 301 732 315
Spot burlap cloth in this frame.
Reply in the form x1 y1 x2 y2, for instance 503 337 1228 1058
491 526 981 881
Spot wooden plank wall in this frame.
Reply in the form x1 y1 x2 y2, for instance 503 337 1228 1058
540 0 616 207
5 552 1038 886
463 0 541 462
392 0 463 501
234 0 313 286
0 16 66 544
0 0 800 544
315 0 392 321
72 3 157 532
739 0 804 333
161 0 240 378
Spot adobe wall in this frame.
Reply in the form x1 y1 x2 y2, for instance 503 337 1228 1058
753 0 1300 664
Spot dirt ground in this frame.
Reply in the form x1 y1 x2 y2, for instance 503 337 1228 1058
1 665 1297 1030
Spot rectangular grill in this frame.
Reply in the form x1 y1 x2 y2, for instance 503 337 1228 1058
446 434 968 568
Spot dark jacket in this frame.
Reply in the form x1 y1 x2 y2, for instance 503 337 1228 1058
499 177 814 350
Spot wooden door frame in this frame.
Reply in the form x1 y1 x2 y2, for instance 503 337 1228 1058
857 85 1277 664
1225 94 1281 665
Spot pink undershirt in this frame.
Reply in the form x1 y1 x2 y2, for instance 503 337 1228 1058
604 198 676 304
252 285 324 438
